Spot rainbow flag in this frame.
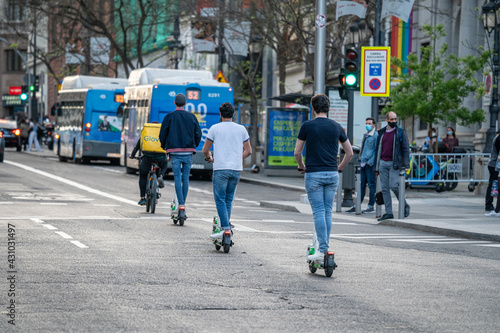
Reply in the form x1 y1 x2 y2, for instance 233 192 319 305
391 11 413 74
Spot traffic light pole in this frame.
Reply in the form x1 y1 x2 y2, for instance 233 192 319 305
314 0 326 95
342 88 355 207
32 10 38 122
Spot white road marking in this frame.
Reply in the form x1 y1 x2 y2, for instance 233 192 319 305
42 224 58 230
70 240 88 248
40 203 68 206
5 160 138 206
0 202 13 205
92 166 124 174
31 218 44 223
93 204 121 207
476 244 500 247
54 231 73 239
249 209 277 213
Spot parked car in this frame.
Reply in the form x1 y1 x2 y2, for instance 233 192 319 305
0 130 5 162
0 119 21 151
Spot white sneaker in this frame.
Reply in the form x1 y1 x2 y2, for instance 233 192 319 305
210 230 224 239
307 251 325 262
484 211 500 217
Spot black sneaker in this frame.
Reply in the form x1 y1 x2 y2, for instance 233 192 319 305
138 198 146 206
486 206 494 212
404 205 410 218
158 176 165 188
346 206 356 213
377 213 394 221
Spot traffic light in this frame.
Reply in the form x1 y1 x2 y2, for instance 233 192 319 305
344 48 359 88
338 72 348 100
20 85 28 101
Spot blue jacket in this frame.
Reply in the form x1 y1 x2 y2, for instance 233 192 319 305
359 129 378 166
374 126 410 171
159 108 202 154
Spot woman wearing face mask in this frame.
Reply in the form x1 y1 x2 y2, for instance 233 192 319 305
423 127 441 152
442 127 459 153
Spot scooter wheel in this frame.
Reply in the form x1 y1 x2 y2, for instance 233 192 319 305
215 244 221 251
325 265 334 277
309 265 317 274
178 217 185 226
173 219 178 225
468 185 475 192
223 244 230 253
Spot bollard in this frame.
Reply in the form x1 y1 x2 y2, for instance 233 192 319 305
336 170 343 212
375 175 382 218
398 169 406 219
355 165 362 215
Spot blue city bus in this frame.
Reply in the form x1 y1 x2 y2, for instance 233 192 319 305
53 75 128 164
119 68 234 178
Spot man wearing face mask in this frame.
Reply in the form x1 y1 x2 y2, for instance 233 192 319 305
373 112 411 221
346 117 378 213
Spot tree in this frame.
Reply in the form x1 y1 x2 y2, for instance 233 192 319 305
384 24 489 150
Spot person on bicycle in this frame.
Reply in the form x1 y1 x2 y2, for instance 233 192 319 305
130 122 168 206
202 102 252 239
159 93 202 217
294 94 353 262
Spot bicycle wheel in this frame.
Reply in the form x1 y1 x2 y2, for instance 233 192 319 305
146 172 152 212
150 173 158 214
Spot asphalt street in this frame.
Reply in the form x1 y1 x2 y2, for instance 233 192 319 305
0 148 499 332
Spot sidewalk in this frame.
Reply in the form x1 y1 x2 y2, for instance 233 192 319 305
240 171 500 243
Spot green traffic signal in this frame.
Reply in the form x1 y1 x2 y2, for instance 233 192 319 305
20 93 28 101
29 85 35 92
345 73 357 86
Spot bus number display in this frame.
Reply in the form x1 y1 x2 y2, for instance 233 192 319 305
187 90 200 100
115 94 124 103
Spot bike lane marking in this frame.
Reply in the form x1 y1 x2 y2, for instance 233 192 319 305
5 160 137 206
29 218 89 248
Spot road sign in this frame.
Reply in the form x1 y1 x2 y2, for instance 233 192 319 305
215 70 227 83
360 47 390 97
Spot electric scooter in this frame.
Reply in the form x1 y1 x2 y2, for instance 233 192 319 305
170 194 187 226
212 215 233 253
307 233 337 277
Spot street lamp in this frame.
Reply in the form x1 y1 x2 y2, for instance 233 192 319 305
482 0 500 153
169 41 185 69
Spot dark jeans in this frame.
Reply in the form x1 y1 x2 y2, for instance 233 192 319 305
360 164 376 207
485 165 499 210
139 156 168 198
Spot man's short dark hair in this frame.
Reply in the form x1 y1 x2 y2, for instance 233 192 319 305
311 94 330 114
174 93 186 107
219 102 235 119
366 117 375 124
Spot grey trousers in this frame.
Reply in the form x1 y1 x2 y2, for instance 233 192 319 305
379 159 408 215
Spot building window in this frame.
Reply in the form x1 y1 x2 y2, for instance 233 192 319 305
5 50 26 72
8 0 26 21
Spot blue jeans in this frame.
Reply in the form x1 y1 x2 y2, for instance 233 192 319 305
213 170 241 230
170 154 192 206
360 164 376 207
305 171 339 253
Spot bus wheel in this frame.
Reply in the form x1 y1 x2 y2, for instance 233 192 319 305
126 167 136 174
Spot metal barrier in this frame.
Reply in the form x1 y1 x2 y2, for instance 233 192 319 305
405 152 489 185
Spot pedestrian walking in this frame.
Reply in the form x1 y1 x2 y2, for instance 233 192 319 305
159 93 202 218
294 94 353 262
19 119 29 151
202 102 252 238
373 111 410 221
485 132 500 214
347 117 378 214
27 118 41 152
442 126 459 153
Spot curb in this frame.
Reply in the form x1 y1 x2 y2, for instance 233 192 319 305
379 219 500 243
240 176 305 193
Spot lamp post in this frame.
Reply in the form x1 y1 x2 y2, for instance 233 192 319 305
483 0 500 153
170 41 185 69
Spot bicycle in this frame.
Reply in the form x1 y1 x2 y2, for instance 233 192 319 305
134 155 162 214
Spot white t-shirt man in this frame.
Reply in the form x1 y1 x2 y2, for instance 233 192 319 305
206 122 249 171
